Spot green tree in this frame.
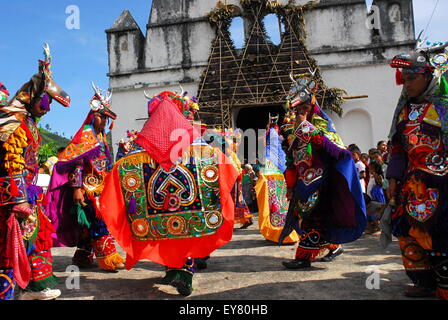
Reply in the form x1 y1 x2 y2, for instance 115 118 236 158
38 141 58 167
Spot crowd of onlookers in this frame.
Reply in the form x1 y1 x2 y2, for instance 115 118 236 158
348 140 390 235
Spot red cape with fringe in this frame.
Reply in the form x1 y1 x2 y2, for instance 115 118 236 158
100 150 238 269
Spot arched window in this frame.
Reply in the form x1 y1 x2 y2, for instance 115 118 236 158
229 17 245 49
340 109 373 153
262 13 283 46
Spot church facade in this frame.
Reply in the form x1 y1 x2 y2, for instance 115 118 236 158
106 0 416 153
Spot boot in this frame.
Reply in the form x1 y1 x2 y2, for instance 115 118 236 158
170 271 193 296
194 257 210 270
161 270 178 285
72 249 95 268
320 246 344 262
403 285 435 298
240 219 254 229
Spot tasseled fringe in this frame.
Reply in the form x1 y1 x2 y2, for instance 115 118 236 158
118 152 153 167
97 252 125 271
9 170 19 197
295 247 321 261
437 287 448 300
117 147 214 169
55 146 102 174
267 174 285 181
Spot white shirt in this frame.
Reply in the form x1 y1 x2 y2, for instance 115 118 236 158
355 161 366 193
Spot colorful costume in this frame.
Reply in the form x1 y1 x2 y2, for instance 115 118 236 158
255 115 298 244
279 72 366 269
226 130 254 228
45 83 125 271
207 128 253 228
0 44 70 300
387 42 448 299
99 91 238 296
241 165 257 213
116 129 138 161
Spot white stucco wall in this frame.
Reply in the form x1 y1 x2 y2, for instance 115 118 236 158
320 63 403 153
107 0 414 157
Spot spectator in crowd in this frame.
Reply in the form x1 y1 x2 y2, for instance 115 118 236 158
377 140 389 162
361 153 370 187
368 148 379 161
365 160 387 234
242 164 258 213
368 149 389 198
349 145 366 194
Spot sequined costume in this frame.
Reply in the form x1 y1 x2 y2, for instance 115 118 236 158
0 44 70 300
99 91 238 296
255 115 299 244
45 83 125 272
279 73 366 268
208 128 253 228
387 42 448 299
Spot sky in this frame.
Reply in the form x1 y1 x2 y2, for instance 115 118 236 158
1 0 445 139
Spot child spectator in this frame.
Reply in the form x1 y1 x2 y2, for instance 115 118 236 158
365 160 386 234
242 164 258 213
349 145 366 194
377 140 389 163
361 153 370 187
368 149 389 199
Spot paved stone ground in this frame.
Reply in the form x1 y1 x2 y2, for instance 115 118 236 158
50 216 432 300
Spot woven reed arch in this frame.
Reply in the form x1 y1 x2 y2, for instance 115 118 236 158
197 0 346 129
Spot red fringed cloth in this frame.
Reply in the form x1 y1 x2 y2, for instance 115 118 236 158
100 151 238 269
6 213 31 289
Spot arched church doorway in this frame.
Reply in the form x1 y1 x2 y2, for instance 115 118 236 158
233 105 286 165
234 105 286 131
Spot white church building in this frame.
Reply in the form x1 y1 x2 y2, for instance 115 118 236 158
106 0 416 154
